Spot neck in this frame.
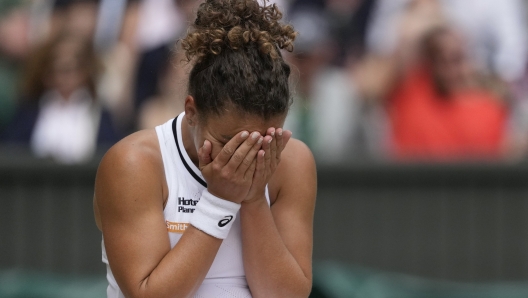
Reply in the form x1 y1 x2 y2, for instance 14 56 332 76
181 115 199 167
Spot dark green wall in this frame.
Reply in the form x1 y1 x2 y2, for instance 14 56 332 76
1 154 528 282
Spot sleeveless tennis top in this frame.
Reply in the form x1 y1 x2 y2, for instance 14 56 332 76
102 112 270 297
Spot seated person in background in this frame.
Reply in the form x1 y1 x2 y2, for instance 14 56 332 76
387 27 508 159
137 50 188 130
1 34 120 163
0 1 30 132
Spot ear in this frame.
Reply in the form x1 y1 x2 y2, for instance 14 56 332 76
184 95 198 127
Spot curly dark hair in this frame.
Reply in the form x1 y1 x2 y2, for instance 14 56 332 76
181 0 297 120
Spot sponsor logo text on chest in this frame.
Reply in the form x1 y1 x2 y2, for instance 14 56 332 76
178 197 198 213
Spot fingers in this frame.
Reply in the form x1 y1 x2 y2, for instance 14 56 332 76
276 129 292 160
276 128 283 155
214 131 249 166
224 131 262 173
198 140 212 170
262 135 272 172
265 127 293 162
244 158 257 180
243 150 266 202
237 135 264 175
246 149 266 184
252 149 266 180
268 128 278 163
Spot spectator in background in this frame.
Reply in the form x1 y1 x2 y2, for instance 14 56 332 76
286 8 366 163
368 0 527 83
387 27 508 159
133 0 183 113
137 50 189 129
0 34 119 163
288 0 376 66
26 0 99 45
281 0 384 162
325 0 376 66
58 0 99 39
95 0 142 133
353 0 526 158
96 0 195 133
0 0 30 133
135 0 203 130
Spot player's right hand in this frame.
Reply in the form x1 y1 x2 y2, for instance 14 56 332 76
198 131 263 204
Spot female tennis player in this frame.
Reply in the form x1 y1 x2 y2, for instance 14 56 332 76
94 0 316 297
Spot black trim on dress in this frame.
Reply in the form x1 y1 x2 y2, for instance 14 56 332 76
172 116 208 187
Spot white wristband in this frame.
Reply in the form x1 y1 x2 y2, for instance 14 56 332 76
190 189 241 239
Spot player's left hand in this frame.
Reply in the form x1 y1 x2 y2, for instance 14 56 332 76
244 127 292 203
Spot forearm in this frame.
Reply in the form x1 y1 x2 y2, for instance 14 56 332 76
118 227 222 298
240 198 312 298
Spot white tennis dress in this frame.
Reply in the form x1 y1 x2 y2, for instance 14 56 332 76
102 113 270 297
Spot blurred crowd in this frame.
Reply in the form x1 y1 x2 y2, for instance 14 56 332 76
1 0 528 164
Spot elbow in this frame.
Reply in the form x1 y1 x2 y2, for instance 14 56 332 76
120 279 192 298
255 277 312 298
289 276 312 298
125 290 191 298
298 278 313 298
289 270 313 298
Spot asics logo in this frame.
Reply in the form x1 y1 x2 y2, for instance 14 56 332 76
218 215 234 227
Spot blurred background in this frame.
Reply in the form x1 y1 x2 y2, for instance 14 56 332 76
2 0 528 297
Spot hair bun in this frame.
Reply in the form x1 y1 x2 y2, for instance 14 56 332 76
182 0 296 62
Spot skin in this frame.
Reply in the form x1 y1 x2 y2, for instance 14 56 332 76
430 30 476 94
94 96 316 298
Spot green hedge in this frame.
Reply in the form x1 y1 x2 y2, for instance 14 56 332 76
0 270 106 298
4 265 528 298
311 262 528 298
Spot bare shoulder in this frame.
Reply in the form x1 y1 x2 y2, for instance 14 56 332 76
103 128 161 163
96 129 163 184
281 138 316 168
269 138 317 205
94 129 166 230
